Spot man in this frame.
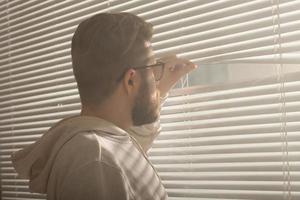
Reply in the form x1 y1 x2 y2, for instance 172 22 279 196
11 13 197 200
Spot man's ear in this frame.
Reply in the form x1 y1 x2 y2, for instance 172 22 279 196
123 69 138 95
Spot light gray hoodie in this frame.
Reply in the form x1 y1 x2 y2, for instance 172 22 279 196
11 97 168 200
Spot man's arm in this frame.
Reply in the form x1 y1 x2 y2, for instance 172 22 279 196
60 161 130 200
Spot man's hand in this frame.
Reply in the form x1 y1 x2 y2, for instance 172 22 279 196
157 55 197 97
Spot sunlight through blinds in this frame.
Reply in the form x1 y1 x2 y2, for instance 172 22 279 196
1 0 300 199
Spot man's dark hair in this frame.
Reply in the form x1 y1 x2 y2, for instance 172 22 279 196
71 12 153 106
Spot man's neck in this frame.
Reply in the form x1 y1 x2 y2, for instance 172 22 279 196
80 101 132 131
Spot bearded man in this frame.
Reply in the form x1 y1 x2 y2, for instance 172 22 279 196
11 12 197 200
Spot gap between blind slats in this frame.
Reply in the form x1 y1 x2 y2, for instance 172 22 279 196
160 113 300 131
159 171 300 180
161 108 300 124
0 1 107 34
153 0 298 36
1 10 299 57
126 0 196 17
4 141 300 156
152 134 300 148
150 142 300 156
0 69 73 92
167 71 300 98
2 107 300 130
1 191 45 199
0 0 49 17
223 54 300 64
0 80 76 101
0 134 43 144
1 18 298 63
0 110 79 128
2 163 300 174
158 80 300 101
164 189 300 199
0 56 70 77
162 180 300 191
1 116 300 135
155 29 300 57
158 128 299 141
160 122 300 140
153 11 300 54
0 127 50 138
0 0 35 15
0 3 298 57
2 28 300 68
180 40 300 63
0 103 80 121
0 119 63 131
145 0 296 25
2 170 299 179
1 131 300 149
0 67 284 92
154 162 300 172
3 121 294 138
144 0 269 23
0 62 72 83
2 73 300 106
0 0 147 43
0 90 295 113
0 49 70 71
2 80 300 110
0 26 73 56
0 72 75 95
1 198 46 200
0 95 80 114
1 179 28 184
1 16 298 63
2 82 300 117
153 20 300 51
0 99 296 121
1 128 299 145
2 35 297 74
149 154 300 165
163 91 294 108
161 101 300 118
1 100 299 124
0 90 79 110
0 40 70 65
164 91 300 112
152 0 273 30
2 109 300 130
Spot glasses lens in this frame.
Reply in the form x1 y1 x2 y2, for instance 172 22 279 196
152 63 164 81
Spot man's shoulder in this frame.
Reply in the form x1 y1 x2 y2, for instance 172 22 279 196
59 130 122 164
56 131 103 164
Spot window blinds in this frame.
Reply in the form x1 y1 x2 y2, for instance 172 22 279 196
1 0 300 199
153 72 300 199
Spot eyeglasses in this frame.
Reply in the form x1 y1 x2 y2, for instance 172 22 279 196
116 62 165 82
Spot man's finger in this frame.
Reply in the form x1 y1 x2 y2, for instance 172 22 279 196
169 59 197 72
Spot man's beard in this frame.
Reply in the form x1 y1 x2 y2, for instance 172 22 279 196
131 78 160 126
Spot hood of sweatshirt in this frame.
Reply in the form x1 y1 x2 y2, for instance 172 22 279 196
11 115 131 193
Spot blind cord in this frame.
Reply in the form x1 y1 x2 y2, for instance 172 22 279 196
271 0 292 199
5 0 16 195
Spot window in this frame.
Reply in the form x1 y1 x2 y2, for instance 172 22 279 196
1 0 300 199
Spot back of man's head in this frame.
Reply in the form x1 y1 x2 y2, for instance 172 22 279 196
71 12 153 106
